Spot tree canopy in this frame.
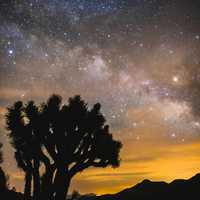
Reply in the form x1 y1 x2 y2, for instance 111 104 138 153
6 94 122 200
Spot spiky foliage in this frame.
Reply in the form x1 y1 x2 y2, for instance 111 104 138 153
6 95 122 200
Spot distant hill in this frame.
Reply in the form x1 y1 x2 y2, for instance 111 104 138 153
79 173 200 200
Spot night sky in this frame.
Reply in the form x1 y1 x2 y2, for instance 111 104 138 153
1 0 200 195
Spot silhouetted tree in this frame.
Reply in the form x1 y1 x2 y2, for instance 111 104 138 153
0 142 7 191
6 101 33 199
0 142 2 164
6 95 122 200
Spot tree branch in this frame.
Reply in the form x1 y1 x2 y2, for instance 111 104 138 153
69 159 109 178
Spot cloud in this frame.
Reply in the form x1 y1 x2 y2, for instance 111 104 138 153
124 156 157 163
87 171 152 178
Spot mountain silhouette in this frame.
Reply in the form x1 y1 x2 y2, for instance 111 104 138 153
78 173 200 200
1 173 200 200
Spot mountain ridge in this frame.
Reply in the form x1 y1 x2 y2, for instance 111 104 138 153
79 173 200 200
1 173 200 200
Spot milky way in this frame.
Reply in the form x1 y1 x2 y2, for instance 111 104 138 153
1 0 200 194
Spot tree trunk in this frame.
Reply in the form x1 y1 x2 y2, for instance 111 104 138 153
54 166 71 200
41 166 55 200
33 159 40 200
24 171 32 200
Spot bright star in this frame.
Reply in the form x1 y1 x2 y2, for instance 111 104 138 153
8 49 14 55
171 133 176 138
173 76 179 83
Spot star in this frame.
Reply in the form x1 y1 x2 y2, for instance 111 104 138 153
173 76 179 83
107 34 111 38
8 49 14 55
20 93 25 98
132 122 137 127
171 133 176 138
139 43 144 47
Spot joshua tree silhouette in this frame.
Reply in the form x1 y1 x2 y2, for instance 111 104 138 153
6 95 122 200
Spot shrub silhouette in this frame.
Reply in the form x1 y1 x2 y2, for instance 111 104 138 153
6 94 122 200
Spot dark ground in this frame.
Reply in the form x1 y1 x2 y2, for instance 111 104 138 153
1 173 200 200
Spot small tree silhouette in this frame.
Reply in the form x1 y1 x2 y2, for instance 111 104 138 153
6 95 122 200
0 142 2 164
6 101 34 199
0 142 7 191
